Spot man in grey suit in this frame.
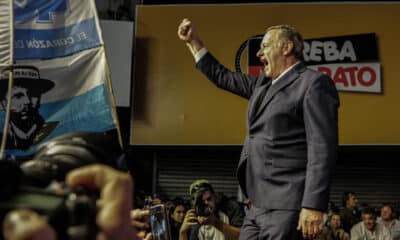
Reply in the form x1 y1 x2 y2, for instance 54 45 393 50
178 19 339 240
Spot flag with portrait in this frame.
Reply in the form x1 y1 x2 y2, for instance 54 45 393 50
0 0 119 158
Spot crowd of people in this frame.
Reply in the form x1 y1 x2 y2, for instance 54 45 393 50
315 192 400 240
134 179 245 240
135 189 400 240
3 162 400 240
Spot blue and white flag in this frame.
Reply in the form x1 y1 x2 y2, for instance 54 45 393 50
0 0 119 157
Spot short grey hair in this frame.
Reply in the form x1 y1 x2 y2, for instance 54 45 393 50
266 25 304 60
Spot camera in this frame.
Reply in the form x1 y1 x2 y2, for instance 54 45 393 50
0 131 122 240
194 193 212 217
1 174 98 240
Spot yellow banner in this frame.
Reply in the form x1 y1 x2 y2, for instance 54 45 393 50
131 3 400 145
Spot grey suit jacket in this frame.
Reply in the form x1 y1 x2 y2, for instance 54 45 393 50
196 52 339 211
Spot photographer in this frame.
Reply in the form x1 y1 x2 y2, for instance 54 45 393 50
2 164 151 240
179 179 244 240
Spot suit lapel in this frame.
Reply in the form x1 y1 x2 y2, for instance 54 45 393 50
248 77 271 122
251 62 306 122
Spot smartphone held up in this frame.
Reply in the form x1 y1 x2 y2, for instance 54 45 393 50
149 204 172 240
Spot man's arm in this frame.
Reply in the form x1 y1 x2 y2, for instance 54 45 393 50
302 74 339 209
178 18 259 99
217 196 245 239
179 209 198 240
298 74 340 239
215 219 241 240
200 214 240 240
197 214 240 240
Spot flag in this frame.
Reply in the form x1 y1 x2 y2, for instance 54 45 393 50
0 0 120 157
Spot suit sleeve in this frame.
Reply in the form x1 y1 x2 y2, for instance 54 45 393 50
196 52 259 99
301 74 339 211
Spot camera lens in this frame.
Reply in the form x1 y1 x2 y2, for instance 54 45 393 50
194 195 212 217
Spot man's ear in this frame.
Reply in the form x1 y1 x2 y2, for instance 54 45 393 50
283 41 294 56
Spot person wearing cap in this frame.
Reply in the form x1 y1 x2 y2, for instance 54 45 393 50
179 179 244 240
178 19 339 240
0 65 58 150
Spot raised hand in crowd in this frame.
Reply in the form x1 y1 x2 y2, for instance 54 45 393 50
130 208 151 239
179 209 198 240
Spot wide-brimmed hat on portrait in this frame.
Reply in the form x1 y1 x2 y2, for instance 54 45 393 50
0 65 55 101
